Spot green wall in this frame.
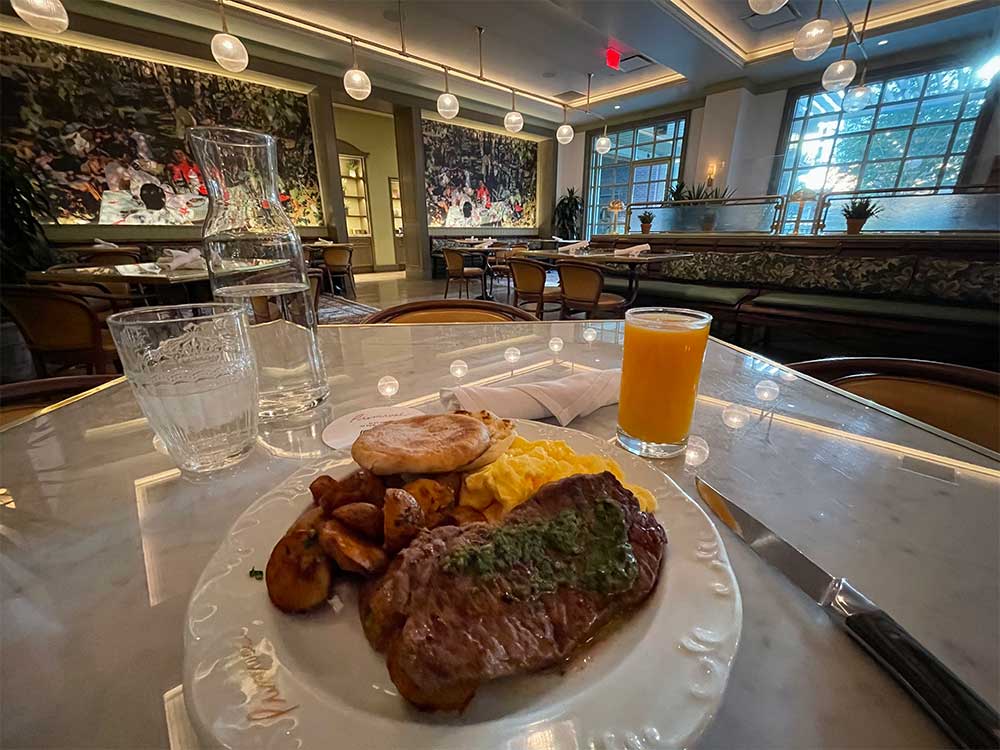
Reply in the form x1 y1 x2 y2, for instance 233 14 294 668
333 106 400 268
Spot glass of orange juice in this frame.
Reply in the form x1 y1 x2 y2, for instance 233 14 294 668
617 307 712 458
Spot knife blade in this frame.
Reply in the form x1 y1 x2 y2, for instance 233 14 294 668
695 476 1000 750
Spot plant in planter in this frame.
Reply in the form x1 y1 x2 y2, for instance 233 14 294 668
638 210 655 234
553 187 583 240
841 197 883 234
683 182 736 231
1 151 56 283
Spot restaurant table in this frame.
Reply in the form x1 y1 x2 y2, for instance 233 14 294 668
26 259 289 303
2 321 998 749
519 249 694 304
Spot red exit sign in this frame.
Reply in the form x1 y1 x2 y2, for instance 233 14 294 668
606 48 621 70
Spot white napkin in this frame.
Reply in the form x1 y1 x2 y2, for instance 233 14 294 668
475 240 493 249
561 241 590 254
93 238 119 249
156 247 205 271
440 369 621 426
314 238 334 245
614 243 650 257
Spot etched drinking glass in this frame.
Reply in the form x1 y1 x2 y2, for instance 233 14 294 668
108 303 259 474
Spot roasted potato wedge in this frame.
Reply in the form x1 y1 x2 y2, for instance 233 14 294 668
318 470 386 513
383 488 425 554
320 519 388 576
287 505 325 534
447 506 488 526
309 475 337 505
331 502 383 540
402 478 455 527
265 530 332 613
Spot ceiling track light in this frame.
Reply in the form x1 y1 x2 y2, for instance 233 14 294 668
556 105 574 145
211 0 249 72
344 36 372 101
436 67 460 119
11 0 68 33
504 89 524 133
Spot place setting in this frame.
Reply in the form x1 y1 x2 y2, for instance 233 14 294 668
2 2 998 749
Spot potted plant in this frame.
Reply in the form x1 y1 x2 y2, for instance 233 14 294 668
553 187 583 240
841 197 883 234
638 210 655 234
683 182 736 231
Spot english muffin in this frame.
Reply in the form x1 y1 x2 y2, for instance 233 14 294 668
453 410 517 471
352 414 490 475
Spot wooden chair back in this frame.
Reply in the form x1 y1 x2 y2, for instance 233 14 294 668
790 357 1000 451
1 286 103 353
307 269 323 312
443 248 466 275
364 299 537 323
508 258 549 296
323 246 352 271
78 250 141 265
557 261 605 307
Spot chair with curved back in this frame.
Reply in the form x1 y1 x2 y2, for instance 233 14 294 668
443 248 485 299
789 357 1000 451
307 268 323 313
508 258 562 319
487 246 521 301
0 286 119 376
557 261 627 319
363 299 537 324
322 245 357 299
76 249 142 265
0 375 118 427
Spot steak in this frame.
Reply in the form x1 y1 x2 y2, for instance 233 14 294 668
359 472 667 710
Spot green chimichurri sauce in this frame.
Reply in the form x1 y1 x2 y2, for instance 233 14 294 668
442 498 638 598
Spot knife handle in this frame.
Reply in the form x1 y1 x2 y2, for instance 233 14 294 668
832 581 1000 749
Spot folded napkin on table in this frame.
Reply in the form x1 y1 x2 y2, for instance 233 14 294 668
614 243 650 257
474 240 493 248
440 368 621 426
156 247 206 271
560 241 590 254
314 238 334 245
93 238 119 249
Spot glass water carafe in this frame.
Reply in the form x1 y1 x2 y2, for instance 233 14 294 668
187 126 328 418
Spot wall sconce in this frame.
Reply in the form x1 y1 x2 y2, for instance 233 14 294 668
706 162 717 187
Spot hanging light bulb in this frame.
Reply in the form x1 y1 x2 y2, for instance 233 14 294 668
556 106 574 145
504 90 523 133
344 37 372 101
748 0 788 14
209 1 249 72
595 124 612 155
436 67 460 119
11 0 68 33
823 58 856 92
793 18 834 60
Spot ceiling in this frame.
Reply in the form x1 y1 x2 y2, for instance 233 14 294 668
39 0 1000 128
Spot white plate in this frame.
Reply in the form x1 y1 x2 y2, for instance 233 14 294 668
183 421 742 750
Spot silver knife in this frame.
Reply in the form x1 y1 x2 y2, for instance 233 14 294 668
695 476 1000 750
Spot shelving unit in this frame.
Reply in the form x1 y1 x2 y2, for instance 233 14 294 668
389 176 405 265
339 155 371 238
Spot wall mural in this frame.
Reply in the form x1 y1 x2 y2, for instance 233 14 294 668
422 119 537 228
0 34 322 226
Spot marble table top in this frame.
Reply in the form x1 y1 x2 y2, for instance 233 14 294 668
2 321 997 749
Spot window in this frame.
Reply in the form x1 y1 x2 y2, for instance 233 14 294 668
585 116 686 237
774 63 990 233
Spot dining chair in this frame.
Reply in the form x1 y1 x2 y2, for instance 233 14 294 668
557 261 627 320
508 258 562 319
0 375 118 427
323 246 357 299
307 269 323 314
789 357 1000 451
443 248 485 299
76 249 142 265
363 299 537 324
38 262 149 307
0 286 120 376
487 247 514 300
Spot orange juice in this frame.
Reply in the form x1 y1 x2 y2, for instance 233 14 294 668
617 308 711 457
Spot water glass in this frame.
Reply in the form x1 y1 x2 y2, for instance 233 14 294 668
617 307 712 458
108 303 259 474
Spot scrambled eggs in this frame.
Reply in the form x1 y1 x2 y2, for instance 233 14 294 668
460 437 657 515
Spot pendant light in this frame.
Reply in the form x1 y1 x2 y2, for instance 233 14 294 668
594 125 612 155
344 37 372 101
556 106 574 145
841 1 874 111
504 90 523 133
210 0 249 73
436 67 460 119
11 0 68 33
748 0 788 15
793 0 833 61
822 31 856 92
